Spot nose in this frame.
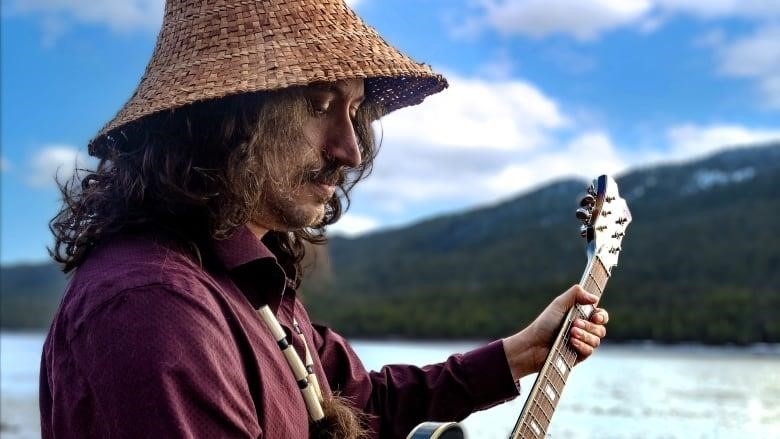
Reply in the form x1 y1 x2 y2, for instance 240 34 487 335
324 114 362 168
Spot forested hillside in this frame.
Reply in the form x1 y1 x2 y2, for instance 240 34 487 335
304 142 780 344
1 263 65 328
3 143 779 344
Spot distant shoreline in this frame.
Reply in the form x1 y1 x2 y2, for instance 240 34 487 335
4 330 779 354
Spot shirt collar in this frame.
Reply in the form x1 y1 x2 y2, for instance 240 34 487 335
212 225 294 311
212 225 277 270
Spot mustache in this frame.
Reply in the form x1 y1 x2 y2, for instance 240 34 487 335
302 162 346 186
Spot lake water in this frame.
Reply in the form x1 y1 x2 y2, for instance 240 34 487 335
2 332 779 438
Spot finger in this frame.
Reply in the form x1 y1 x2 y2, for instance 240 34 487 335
570 324 602 349
590 308 609 325
573 284 599 305
570 337 595 358
559 284 598 309
573 318 607 339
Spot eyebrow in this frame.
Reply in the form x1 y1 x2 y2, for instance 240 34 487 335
309 82 364 104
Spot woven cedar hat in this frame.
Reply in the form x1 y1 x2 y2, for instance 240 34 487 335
88 0 447 157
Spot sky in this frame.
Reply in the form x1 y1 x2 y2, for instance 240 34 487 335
2 0 779 265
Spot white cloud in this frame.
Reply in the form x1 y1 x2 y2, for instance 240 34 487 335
380 73 568 151
484 131 627 199
27 145 87 188
464 0 780 41
7 0 370 38
351 74 630 218
7 0 164 38
327 213 380 237
466 0 653 41
653 0 780 20
356 73 570 211
665 124 780 161
350 72 779 229
716 25 780 108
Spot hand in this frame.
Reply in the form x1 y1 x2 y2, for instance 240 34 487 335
502 284 609 380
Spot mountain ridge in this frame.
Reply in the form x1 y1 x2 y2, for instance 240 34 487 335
3 142 779 344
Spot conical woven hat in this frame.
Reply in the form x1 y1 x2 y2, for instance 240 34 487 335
89 0 447 156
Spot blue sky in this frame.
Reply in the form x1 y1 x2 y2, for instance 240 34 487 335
2 0 779 265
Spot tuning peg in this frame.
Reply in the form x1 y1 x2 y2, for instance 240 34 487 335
579 194 596 207
586 184 596 196
580 225 589 238
576 207 592 223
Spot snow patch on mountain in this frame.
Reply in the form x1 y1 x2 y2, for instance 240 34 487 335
683 167 756 194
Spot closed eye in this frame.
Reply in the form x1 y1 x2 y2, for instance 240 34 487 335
308 98 330 116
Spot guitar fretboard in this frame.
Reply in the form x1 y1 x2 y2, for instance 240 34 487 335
510 256 610 439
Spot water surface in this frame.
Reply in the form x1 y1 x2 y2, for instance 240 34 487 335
3 333 778 438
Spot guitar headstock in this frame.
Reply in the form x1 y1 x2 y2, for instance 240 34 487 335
576 175 632 273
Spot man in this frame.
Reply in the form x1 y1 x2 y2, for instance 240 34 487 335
41 0 609 438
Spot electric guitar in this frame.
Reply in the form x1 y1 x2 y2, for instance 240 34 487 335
407 175 632 439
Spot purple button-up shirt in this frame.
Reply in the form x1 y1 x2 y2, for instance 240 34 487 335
40 227 516 438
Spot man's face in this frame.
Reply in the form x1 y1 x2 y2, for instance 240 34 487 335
252 79 365 233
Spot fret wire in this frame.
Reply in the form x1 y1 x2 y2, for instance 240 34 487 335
530 412 545 432
546 369 563 397
531 402 545 422
514 255 616 439
546 368 561 391
544 363 560 387
541 389 555 415
585 274 601 296
536 405 552 429
586 274 602 296
553 345 571 379
533 400 551 424
538 377 557 414
563 343 577 367
521 421 534 439
522 420 538 439
594 257 609 288
551 358 565 381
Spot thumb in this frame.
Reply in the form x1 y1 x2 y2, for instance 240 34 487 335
558 284 598 309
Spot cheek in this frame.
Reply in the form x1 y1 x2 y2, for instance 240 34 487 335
301 118 326 150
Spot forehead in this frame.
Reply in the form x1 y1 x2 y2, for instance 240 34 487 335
307 79 364 99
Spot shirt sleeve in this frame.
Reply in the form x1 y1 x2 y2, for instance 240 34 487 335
65 285 261 438
312 324 518 438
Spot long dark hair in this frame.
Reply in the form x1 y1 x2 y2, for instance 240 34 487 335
50 86 381 276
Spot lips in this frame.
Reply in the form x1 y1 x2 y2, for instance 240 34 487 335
310 181 336 201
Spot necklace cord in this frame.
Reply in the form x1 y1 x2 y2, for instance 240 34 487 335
257 305 325 421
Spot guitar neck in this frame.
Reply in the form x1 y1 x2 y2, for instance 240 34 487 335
509 255 611 439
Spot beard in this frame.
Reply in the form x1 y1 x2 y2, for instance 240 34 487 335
254 159 346 231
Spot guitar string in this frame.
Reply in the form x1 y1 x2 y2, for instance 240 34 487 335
513 256 612 438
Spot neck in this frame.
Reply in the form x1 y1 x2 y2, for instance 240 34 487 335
510 255 610 438
247 222 269 239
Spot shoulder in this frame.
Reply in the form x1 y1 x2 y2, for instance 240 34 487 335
56 232 223 340
77 232 207 291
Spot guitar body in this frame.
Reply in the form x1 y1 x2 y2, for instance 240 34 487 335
406 422 466 439
408 175 632 439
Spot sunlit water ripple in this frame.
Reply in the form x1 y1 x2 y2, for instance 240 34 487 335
3 333 778 438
